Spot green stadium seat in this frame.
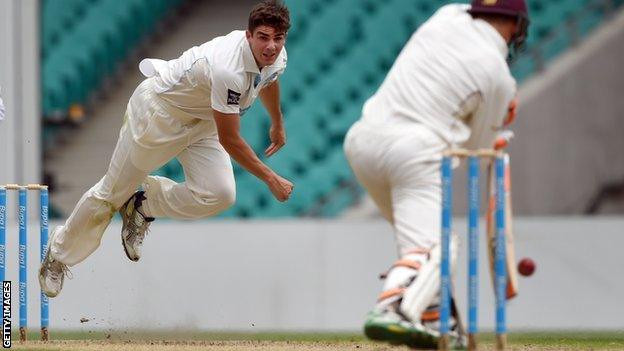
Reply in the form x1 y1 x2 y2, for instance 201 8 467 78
511 56 537 81
265 156 298 180
319 190 356 217
42 0 184 152
326 103 361 142
259 199 297 217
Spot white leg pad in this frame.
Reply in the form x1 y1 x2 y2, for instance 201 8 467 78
400 234 459 322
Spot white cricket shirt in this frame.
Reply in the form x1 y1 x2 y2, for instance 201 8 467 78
138 30 287 120
361 4 516 149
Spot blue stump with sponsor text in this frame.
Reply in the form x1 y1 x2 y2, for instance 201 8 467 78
439 150 507 351
0 184 50 341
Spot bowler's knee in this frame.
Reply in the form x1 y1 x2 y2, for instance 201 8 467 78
193 183 236 216
213 185 236 211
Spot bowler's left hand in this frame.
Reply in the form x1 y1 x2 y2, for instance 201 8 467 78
265 123 286 157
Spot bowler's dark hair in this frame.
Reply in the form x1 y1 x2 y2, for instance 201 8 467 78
248 0 290 34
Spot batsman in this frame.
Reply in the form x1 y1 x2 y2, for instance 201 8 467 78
39 0 294 298
344 0 529 348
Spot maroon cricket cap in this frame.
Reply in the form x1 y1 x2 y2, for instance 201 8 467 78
468 0 529 20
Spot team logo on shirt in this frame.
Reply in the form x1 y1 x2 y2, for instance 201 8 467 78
227 89 241 105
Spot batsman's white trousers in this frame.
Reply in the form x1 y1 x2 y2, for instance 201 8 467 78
344 119 448 257
50 78 235 266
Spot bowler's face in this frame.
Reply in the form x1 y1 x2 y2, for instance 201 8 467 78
246 25 286 68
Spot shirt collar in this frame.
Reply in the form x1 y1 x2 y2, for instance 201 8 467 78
474 18 509 58
242 39 261 74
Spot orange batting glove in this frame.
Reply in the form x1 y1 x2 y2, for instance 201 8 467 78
494 130 515 150
504 97 518 126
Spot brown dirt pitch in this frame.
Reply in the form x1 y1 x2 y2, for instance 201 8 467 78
7 330 624 351
9 340 408 351
8 331 404 351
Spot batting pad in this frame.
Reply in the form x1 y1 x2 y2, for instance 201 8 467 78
400 234 458 322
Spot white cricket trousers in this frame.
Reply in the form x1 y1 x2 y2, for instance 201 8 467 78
50 78 235 266
344 120 448 257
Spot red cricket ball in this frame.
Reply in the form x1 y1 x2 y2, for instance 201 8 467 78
517 257 536 276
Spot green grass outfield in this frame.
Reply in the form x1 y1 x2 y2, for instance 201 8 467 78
8 330 624 350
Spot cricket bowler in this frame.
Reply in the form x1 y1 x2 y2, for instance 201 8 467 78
40 0 293 298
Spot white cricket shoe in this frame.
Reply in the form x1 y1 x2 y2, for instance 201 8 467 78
364 308 438 349
39 228 71 298
120 191 154 262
